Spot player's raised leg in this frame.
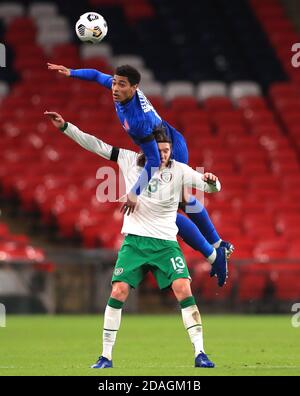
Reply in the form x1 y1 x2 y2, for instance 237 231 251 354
183 197 234 257
91 281 129 369
176 213 228 287
171 278 215 368
171 132 234 258
176 213 216 262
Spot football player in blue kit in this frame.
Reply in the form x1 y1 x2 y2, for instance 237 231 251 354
47 63 233 284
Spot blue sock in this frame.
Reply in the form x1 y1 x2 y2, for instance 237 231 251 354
176 213 214 258
184 196 220 245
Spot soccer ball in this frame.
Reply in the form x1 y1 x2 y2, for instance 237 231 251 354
75 12 108 44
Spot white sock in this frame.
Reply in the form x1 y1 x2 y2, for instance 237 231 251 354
213 239 222 249
102 305 122 360
181 305 204 356
207 248 217 264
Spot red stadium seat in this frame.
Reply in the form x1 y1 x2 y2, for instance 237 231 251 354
237 264 269 301
0 223 10 237
1 4 300 262
247 175 279 191
80 58 113 74
216 124 247 139
226 135 258 150
211 110 244 129
269 82 300 101
147 96 166 111
0 224 45 262
287 243 300 258
252 124 283 138
182 124 213 140
157 109 179 129
253 239 288 261
243 109 276 127
210 210 241 229
243 213 275 233
214 224 242 242
239 161 270 176
178 109 210 127
197 264 237 302
203 97 233 112
232 239 255 260
169 97 199 111
270 264 300 301
50 43 80 65
122 0 155 23
237 96 268 110
275 214 300 237
5 18 37 46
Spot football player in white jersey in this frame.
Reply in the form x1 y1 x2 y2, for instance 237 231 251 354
45 110 228 369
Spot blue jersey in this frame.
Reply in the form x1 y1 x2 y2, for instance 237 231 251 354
70 68 189 193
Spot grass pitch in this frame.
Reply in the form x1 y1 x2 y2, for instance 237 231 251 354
0 314 299 376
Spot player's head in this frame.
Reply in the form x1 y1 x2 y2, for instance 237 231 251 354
112 65 141 103
153 126 172 167
137 126 172 168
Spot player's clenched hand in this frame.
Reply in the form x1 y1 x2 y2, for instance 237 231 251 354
47 63 71 77
44 111 65 129
203 172 218 185
120 192 138 216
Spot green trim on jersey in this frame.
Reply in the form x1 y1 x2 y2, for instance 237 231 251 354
112 234 191 289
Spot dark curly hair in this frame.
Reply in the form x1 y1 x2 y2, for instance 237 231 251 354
115 65 141 86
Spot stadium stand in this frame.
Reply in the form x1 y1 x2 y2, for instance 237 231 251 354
0 0 300 309
0 221 45 262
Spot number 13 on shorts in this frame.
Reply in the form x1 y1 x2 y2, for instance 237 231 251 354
170 256 186 270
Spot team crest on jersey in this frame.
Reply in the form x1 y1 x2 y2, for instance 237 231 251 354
114 268 124 276
160 170 173 183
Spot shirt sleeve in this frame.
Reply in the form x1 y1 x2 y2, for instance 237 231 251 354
180 163 221 193
70 69 113 89
117 149 139 175
62 122 113 159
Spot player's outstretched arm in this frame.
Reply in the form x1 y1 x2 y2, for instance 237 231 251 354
44 110 65 127
47 63 71 77
47 63 112 89
70 68 113 89
182 164 221 193
203 172 220 188
44 111 115 160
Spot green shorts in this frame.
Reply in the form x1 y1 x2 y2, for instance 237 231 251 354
112 234 191 289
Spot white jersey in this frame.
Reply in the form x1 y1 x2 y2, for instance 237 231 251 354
63 123 221 241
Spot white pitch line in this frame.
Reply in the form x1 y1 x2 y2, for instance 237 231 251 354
0 367 16 369
241 366 300 369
